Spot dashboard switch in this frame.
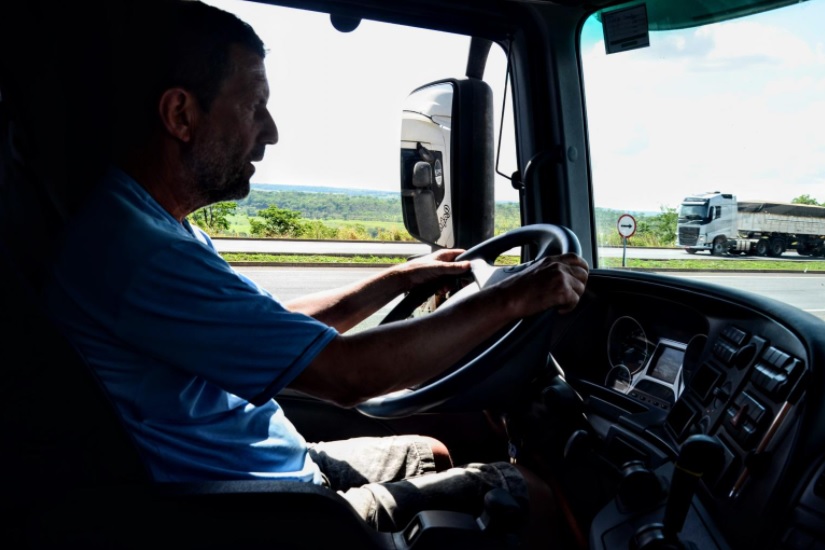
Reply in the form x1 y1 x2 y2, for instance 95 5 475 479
722 326 748 346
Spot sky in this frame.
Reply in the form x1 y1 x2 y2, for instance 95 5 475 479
581 0 825 212
206 0 825 213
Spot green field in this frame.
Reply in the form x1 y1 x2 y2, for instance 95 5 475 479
320 219 406 230
225 213 252 235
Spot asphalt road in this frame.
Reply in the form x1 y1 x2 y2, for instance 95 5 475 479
235 265 825 325
217 238 825 324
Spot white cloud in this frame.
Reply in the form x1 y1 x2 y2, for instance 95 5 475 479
583 8 825 212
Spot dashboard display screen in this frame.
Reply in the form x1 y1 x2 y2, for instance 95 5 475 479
648 345 684 384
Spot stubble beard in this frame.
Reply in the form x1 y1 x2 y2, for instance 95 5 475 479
184 133 251 207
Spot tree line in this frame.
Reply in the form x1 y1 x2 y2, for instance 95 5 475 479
190 189 823 246
791 194 825 207
190 190 522 241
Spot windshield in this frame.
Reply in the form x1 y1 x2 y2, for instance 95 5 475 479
678 204 708 221
581 0 825 319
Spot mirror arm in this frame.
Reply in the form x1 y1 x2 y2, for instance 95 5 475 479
466 37 493 80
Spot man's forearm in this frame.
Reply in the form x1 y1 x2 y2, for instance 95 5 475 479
285 250 471 333
290 283 519 407
289 253 589 407
284 267 409 332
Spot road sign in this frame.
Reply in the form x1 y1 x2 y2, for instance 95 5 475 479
617 214 637 238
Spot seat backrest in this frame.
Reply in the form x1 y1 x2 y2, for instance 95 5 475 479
0 72 390 550
0 56 152 546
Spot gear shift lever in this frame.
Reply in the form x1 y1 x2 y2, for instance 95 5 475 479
632 434 724 549
663 434 724 541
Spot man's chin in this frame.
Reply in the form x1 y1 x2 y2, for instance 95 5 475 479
226 180 251 201
209 179 250 203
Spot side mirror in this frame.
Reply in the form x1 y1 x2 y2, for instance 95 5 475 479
400 78 495 249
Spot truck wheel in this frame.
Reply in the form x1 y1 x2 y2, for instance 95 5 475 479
755 239 769 256
812 247 824 258
767 237 785 258
685 248 698 255
711 237 727 256
796 247 811 257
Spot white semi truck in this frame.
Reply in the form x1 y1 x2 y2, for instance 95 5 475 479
677 192 825 257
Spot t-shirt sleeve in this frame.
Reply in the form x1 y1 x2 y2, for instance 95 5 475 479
115 239 338 405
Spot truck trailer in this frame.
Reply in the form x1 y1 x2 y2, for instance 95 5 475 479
677 192 825 257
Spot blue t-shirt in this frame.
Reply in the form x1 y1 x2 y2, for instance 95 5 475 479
44 167 338 483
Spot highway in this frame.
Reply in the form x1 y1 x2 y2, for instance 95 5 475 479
213 237 820 262
215 238 824 324
235 265 825 326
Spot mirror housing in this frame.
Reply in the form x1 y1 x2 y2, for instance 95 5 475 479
400 78 495 249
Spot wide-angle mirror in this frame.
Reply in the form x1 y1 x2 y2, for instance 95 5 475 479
400 77 495 250
400 81 455 247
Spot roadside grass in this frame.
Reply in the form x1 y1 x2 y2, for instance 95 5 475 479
223 253 407 264
222 253 521 265
219 215 406 236
223 252 824 271
599 257 825 271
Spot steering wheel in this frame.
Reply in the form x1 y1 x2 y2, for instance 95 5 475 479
355 224 581 419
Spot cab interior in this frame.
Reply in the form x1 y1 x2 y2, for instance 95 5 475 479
2 1 825 549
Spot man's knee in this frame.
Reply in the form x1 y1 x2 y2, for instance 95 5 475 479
420 435 453 471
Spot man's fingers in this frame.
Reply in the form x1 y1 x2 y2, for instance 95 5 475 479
430 248 466 262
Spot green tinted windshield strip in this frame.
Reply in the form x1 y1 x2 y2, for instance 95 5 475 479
598 0 809 31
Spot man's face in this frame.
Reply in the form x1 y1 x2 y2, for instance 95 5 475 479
184 44 278 203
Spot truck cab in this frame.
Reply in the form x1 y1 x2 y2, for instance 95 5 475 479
2 1 825 549
678 192 738 255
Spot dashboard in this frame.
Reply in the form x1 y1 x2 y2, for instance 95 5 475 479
544 269 825 550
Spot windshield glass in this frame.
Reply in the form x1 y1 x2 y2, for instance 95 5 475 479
678 204 708 221
581 0 825 319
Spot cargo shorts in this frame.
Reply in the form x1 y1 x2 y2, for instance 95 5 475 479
307 435 529 532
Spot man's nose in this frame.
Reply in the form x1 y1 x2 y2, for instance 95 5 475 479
263 108 278 145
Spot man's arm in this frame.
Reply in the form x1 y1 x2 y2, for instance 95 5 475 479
289 253 589 407
284 249 471 333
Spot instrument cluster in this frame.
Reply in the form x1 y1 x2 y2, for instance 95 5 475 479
604 315 708 412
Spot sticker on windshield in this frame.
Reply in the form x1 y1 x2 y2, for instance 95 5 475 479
602 4 650 54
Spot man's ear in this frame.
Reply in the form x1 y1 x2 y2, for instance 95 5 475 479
158 88 199 143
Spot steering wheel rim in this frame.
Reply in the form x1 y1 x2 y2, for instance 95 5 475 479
355 224 581 419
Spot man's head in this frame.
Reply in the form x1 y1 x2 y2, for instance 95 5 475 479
178 42 277 205
114 0 277 212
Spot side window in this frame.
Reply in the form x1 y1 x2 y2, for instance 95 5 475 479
204 0 518 240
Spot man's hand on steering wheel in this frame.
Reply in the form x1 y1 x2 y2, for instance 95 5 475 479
392 248 472 291
493 253 589 316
